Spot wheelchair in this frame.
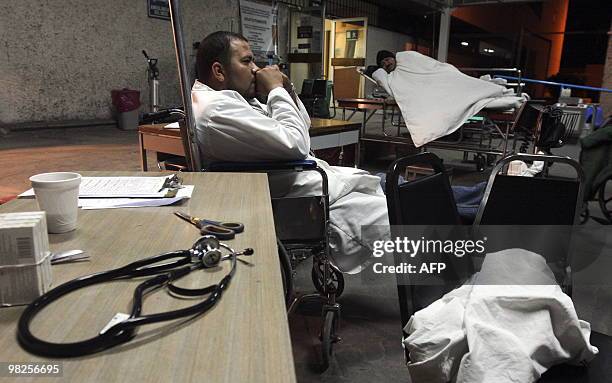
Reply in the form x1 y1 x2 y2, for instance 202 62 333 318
579 120 612 224
508 101 611 225
386 151 611 382
204 160 345 371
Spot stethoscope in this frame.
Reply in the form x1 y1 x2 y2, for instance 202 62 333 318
17 236 253 358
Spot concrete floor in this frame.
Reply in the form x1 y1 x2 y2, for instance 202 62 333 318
0 127 144 197
1 119 610 382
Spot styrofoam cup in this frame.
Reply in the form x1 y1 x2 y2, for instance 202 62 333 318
29 172 82 233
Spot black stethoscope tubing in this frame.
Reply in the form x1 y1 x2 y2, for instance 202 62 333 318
17 246 236 358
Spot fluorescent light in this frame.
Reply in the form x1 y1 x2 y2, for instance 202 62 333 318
461 41 469 46
489 49 495 53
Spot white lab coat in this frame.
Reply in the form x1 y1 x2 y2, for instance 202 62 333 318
191 80 389 273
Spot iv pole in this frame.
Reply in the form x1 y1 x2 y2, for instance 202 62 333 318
168 0 201 171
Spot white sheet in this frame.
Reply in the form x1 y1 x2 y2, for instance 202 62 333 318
373 51 527 147
404 248 598 383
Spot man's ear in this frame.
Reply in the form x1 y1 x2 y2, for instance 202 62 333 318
211 62 225 83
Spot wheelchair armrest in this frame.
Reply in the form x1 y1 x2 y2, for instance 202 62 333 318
205 159 329 197
205 160 318 172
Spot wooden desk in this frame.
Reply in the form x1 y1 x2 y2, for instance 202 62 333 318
336 98 401 166
0 171 295 383
309 118 360 154
138 118 360 170
138 124 183 171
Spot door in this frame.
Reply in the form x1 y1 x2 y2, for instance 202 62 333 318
328 17 368 100
287 6 324 94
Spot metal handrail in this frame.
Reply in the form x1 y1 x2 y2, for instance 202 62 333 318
460 67 523 94
496 75 612 93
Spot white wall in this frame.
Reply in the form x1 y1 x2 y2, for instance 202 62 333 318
0 0 239 125
0 1 416 125
364 26 413 97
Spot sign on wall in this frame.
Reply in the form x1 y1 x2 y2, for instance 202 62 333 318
148 0 170 20
297 26 313 39
239 0 276 61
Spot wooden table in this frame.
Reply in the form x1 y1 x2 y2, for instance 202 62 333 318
138 118 361 171
138 124 184 171
336 98 401 166
0 171 295 383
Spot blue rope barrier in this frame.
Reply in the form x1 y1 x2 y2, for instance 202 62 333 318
496 75 612 93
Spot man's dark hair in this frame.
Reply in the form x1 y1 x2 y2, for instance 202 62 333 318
196 31 248 83
376 50 395 67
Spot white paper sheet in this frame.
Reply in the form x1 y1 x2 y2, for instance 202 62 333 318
78 185 194 210
79 185 194 210
20 176 178 198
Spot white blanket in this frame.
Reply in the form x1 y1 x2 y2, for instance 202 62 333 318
373 51 525 147
404 249 598 383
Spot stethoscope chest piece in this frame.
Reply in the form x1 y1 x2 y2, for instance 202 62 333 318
191 235 227 268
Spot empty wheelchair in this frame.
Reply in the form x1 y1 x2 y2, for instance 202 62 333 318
386 152 611 382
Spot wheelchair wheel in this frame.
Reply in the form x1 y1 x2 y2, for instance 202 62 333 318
311 263 345 298
486 154 497 166
278 241 293 306
598 177 612 223
320 309 339 371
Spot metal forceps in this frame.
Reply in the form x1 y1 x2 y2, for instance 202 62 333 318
174 211 244 240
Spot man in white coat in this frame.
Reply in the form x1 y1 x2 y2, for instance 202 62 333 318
191 31 388 273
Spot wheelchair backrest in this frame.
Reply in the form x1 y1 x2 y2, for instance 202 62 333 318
479 175 579 225
272 196 326 243
386 153 466 330
396 173 461 225
387 152 461 226
475 156 583 282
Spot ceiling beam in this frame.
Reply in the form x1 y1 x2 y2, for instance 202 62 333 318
452 0 544 6
407 0 449 11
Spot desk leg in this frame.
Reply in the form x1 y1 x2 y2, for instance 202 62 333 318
356 110 366 168
139 132 148 171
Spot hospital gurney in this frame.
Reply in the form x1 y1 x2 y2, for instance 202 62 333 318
349 67 525 170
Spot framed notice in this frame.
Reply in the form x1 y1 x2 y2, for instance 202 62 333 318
240 0 276 60
148 0 170 20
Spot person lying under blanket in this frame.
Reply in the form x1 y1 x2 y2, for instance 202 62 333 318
372 50 528 147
